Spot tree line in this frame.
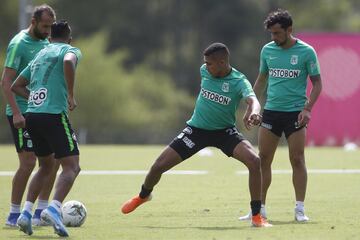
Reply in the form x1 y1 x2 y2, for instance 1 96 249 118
0 0 359 143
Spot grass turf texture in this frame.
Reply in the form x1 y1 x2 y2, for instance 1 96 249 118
0 145 359 239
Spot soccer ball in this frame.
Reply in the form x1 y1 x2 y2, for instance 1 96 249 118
61 200 87 227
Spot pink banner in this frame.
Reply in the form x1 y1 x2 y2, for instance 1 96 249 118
297 33 360 146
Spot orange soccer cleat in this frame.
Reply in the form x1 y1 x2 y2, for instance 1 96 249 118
121 194 152 214
251 213 272 227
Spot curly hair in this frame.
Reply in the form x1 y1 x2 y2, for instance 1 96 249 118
264 9 292 30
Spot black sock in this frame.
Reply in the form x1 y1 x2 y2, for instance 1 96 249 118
250 200 262 216
139 184 153 199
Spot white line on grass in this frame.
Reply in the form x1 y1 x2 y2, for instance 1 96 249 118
1 169 360 176
236 169 360 175
80 170 209 175
0 170 208 176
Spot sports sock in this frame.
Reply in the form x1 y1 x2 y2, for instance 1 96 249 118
295 201 305 211
23 201 34 214
139 184 153 199
10 203 21 213
36 199 49 210
50 200 62 214
250 200 262 216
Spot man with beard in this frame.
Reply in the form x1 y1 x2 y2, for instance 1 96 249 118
1 4 58 227
239 9 322 222
12 20 82 237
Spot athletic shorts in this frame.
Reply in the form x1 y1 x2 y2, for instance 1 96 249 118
7 115 34 152
169 125 245 160
260 109 305 138
25 112 79 159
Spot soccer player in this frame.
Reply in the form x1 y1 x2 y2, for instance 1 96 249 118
239 9 322 222
0 4 59 227
121 43 271 227
11 20 82 237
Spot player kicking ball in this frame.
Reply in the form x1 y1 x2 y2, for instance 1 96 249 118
121 43 271 227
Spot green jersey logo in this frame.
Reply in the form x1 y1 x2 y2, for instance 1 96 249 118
290 55 298 65
222 82 229 92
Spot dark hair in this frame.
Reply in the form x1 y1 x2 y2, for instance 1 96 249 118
32 4 56 22
51 20 71 39
203 42 229 57
264 9 292 30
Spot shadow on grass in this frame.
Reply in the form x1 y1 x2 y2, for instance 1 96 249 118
3 226 65 239
7 234 61 239
141 225 251 230
140 220 317 230
268 220 318 226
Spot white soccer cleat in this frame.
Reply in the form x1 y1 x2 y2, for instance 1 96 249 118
238 211 252 221
295 209 309 222
239 206 267 221
32 209 51 226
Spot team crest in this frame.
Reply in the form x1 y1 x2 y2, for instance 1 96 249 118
23 131 30 138
183 126 193 135
222 82 229 92
290 55 298 65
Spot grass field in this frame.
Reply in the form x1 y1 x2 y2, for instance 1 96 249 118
0 144 359 239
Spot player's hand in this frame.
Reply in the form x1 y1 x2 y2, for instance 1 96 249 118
243 113 262 130
13 113 26 129
68 96 77 111
249 113 262 126
297 109 311 127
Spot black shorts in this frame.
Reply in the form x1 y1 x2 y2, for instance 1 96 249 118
7 115 34 153
25 112 79 159
260 109 305 138
169 125 245 160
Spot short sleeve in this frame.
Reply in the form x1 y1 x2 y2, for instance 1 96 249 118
66 47 82 65
306 47 321 76
4 41 22 71
259 46 268 74
238 76 255 99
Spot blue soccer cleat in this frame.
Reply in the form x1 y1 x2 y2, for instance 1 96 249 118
17 210 33 235
5 212 20 227
41 206 69 237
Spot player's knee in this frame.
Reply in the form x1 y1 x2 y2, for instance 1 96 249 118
150 162 167 175
247 155 261 171
290 155 306 169
150 164 162 175
259 153 272 168
19 159 36 172
71 164 81 177
19 162 36 171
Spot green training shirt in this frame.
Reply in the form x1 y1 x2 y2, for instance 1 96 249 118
260 39 320 112
20 42 82 114
187 64 255 130
4 30 49 116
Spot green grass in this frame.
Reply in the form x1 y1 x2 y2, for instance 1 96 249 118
1 145 359 239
